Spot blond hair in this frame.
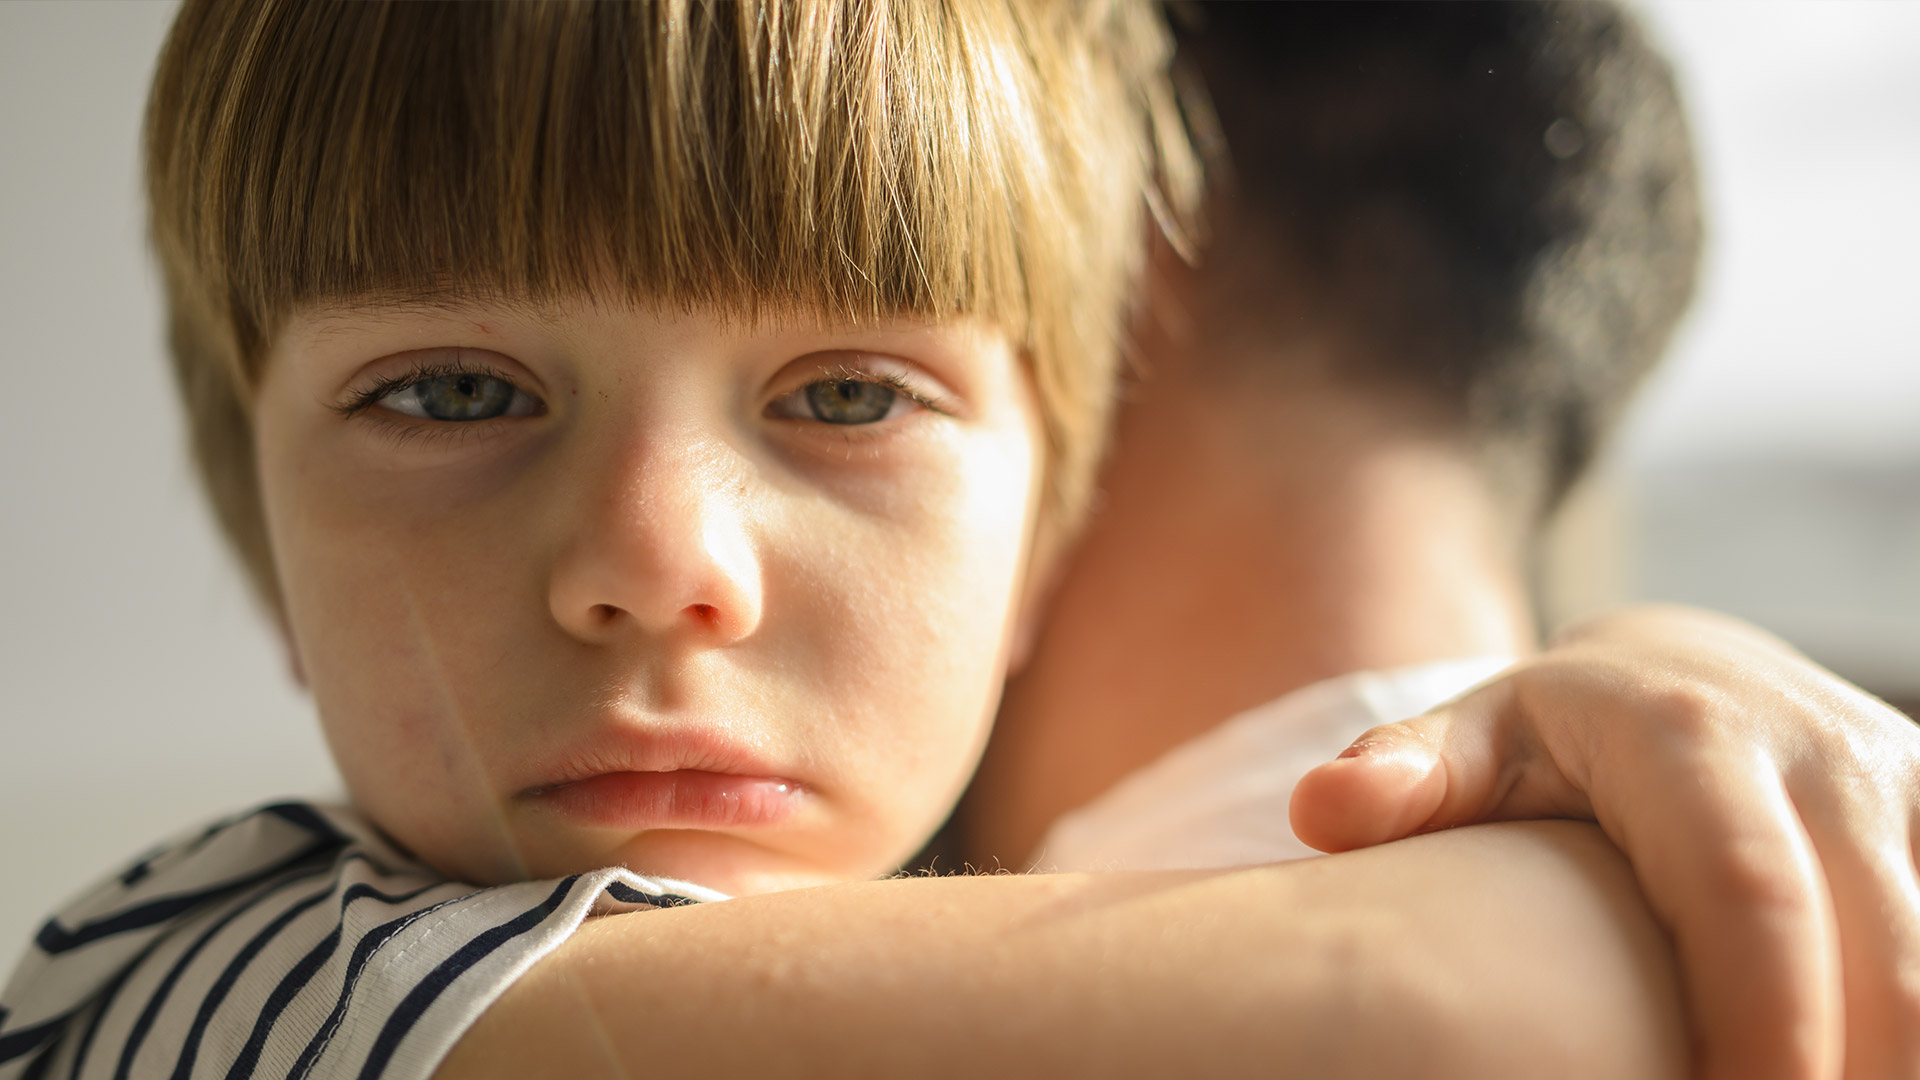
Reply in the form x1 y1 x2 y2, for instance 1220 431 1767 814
146 0 1197 609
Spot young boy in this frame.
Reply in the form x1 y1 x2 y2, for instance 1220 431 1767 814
0 2 1906 1079
0 1 1205 1076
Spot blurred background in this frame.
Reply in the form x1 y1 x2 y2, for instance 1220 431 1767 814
1541 0 1920 715
1 0 1915 975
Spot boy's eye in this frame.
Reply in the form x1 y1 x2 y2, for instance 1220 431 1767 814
805 379 899 424
378 373 537 421
769 377 919 425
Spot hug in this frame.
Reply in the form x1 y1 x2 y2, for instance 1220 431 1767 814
4 3 1917 1078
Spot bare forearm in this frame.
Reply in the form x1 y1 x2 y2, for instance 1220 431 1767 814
438 821 1685 1079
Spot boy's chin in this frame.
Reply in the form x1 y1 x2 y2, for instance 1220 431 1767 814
703 864 853 897
542 829 865 898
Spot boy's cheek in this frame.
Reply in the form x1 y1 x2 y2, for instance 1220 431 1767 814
255 438 543 880
320 706 528 882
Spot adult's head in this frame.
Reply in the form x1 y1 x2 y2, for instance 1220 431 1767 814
964 0 1703 863
1174 0 1701 524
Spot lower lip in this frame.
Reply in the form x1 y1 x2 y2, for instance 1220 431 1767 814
528 771 804 830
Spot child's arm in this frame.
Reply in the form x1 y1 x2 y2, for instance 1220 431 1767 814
1293 604 1920 1080
437 821 1683 1080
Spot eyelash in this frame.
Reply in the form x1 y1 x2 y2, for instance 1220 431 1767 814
330 357 955 435
332 358 528 419
801 364 958 418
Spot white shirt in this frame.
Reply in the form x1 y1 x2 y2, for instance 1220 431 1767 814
1034 657 1516 872
0 802 723 1080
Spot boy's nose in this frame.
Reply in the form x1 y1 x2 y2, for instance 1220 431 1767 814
546 438 765 648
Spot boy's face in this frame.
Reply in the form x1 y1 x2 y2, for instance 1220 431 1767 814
253 297 1043 895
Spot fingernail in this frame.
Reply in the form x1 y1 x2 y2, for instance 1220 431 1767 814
1337 737 1375 760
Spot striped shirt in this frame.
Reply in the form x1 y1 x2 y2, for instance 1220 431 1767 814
0 802 722 1080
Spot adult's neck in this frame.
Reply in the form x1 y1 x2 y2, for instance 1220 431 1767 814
961 350 1537 868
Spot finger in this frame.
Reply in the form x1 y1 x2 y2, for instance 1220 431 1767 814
1785 776 1920 1080
1835 846 1920 1080
1588 744 1843 1080
1288 726 1447 852
1290 678 1588 852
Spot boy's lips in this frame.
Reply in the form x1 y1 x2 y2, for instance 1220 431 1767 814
517 728 808 830
524 770 804 830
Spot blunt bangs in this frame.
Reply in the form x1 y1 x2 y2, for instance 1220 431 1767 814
147 0 1196 607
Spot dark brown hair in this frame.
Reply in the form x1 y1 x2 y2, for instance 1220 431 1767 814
1179 0 1701 516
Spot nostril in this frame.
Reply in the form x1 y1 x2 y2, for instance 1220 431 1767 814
590 603 621 625
689 603 718 625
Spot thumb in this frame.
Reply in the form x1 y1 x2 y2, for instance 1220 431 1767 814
1290 681 1539 853
1289 717 1451 853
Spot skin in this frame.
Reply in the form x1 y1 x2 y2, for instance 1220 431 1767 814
249 287 1689 1079
253 296 1046 897
236 279 1920 1079
964 240 1920 1079
137 1 1909 1073
440 822 1685 1080
248 232 1917 1080
1302 608 1920 1080
964 314 1536 863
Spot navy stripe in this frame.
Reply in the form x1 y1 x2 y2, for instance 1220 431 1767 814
171 857 438 1080
0 878 254 1075
110 870 321 1080
35 839 337 955
353 877 580 1080
216 927 340 1080
222 881 456 1080
119 854 161 888
0 1016 66 1066
121 807 271 888
168 881 334 1080
20 1037 54 1080
259 803 348 844
602 881 701 908
66 957 140 1080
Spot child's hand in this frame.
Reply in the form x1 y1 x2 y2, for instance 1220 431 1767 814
1290 604 1920 1080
